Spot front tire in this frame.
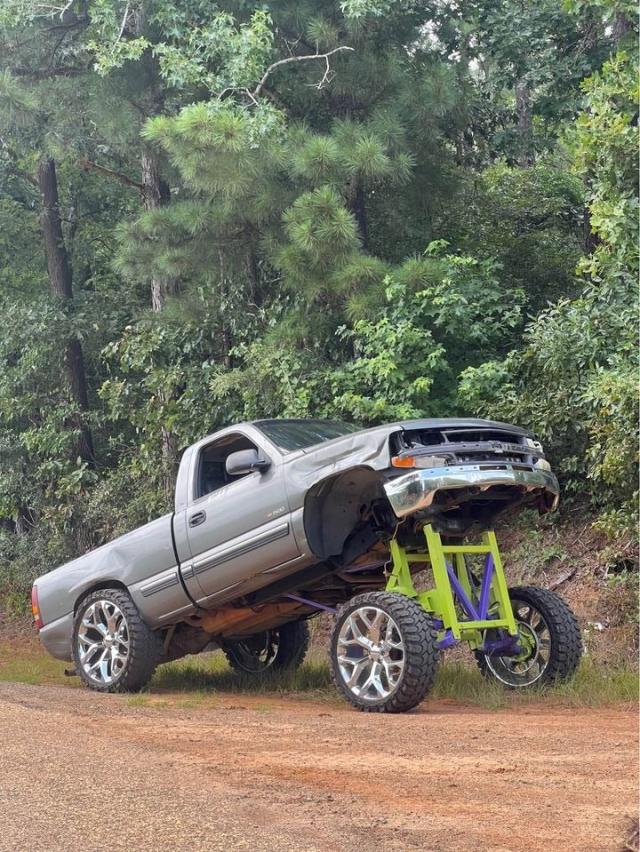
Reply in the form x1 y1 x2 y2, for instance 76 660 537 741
73 588 161 693
330 591 439 713
475 586 581 688
223 620 310 674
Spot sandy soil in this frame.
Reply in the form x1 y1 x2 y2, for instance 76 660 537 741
0 681 637 852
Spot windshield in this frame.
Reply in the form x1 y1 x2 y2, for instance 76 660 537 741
254 419 361 452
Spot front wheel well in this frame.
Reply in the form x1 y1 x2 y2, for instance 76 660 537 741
303 466 388 562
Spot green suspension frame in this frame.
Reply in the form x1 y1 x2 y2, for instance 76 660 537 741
385 524 518 650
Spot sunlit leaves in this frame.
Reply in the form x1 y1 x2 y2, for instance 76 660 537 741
151 9 274 92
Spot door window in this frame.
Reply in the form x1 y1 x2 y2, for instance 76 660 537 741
196 433 261 499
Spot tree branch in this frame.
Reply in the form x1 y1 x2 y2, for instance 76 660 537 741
77 158 144 192
114 1 130 47
58 0 74 19
218 86 259 106
252 46 354 98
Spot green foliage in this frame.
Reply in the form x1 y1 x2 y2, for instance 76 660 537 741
151 9 274 92
460 42 638 532
278 185 362 297
444 163 585 310
0 0 637 608
572 50 639 284
324 250 523 422
0 299 93 515
100 294 238 458
184 248 522 427
428 0 614 163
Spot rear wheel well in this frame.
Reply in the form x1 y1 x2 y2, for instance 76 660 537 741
303 467 387 562
74 580 128 614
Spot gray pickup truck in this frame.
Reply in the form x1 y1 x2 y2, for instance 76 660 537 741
33 417 578 713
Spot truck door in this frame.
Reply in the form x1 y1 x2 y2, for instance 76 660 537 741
182 430 301 605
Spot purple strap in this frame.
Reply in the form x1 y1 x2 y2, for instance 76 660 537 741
478 554 495 620
284 593 337 614
446 562 480 620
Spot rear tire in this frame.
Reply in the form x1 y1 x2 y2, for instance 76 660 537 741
330 591 439 713
223 620 310 674
475 586 581 688
73 588 162 693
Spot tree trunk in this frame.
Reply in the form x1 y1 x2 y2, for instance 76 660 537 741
612 11 632 47
140 144 178 496
346 178 369 249
583 205 600 254
515 79 534 168
141 144 177 312
14 507 31 536
218 248 233 369
37 156 95 467
245 245 260 306
354 183 369 250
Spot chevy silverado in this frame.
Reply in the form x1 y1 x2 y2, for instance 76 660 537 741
32 418 580 712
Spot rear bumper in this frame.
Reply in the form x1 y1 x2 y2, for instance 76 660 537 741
383 464 560 519
39 612 74 662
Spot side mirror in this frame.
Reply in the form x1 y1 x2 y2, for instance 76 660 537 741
225 448 270 477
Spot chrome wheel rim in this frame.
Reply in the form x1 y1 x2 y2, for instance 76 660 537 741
484 599 551 687
229 630 280 672
77 599 130 685
336 606 405 702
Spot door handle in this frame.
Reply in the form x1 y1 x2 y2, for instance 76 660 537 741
189 510 206 527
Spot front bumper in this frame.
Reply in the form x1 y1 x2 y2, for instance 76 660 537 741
383 464 560 519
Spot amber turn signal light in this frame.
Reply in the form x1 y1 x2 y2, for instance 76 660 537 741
391 456 417 468
391 454 446 470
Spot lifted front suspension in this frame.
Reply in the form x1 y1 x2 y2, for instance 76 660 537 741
385 525 521 655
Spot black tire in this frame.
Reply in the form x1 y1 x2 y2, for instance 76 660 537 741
475 585 581 688
72 588 162 693
223 620 310 674
329 591 439 713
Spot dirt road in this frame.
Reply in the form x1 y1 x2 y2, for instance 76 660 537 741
0 681 636 852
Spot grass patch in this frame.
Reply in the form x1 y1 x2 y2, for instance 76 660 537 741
152 652 637 709
431 658 639 708
126 694 151 708
0 647 73 686
1 639 636 708
432 663 508 708
544 657 639 707
152 651 335 700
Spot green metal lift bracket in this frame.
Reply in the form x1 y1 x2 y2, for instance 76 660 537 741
385 524 518 649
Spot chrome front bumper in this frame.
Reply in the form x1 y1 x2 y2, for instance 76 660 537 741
383 464 560 519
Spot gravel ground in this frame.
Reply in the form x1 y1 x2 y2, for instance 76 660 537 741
0 681 636 851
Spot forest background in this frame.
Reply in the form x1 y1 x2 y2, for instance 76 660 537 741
0 0 636 635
